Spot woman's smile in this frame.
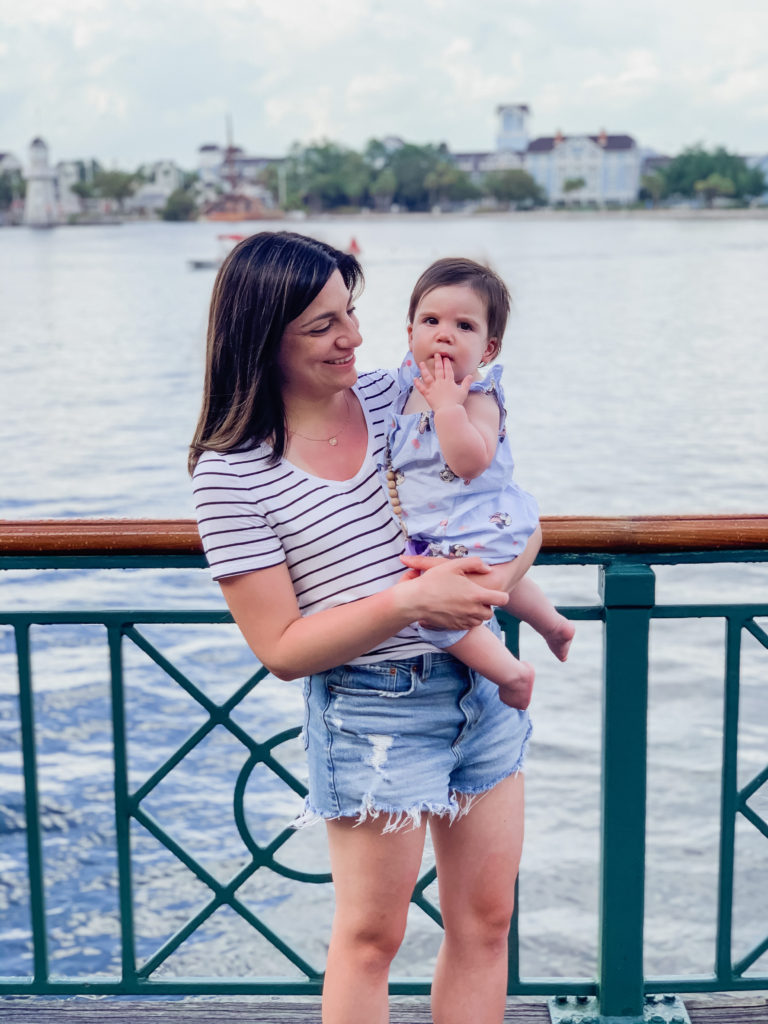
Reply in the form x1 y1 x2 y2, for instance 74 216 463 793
279 270 362 398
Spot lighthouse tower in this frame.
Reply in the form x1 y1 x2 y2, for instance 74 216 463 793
23 137 58 228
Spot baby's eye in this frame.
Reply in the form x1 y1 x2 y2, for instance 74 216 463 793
423 316 438 325
458 321 474 331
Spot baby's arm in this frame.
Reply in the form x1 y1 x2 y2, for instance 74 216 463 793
414 354 500 480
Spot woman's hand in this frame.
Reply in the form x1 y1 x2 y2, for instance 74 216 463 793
397 555 509 630
402 553 515 594
401 524 543 618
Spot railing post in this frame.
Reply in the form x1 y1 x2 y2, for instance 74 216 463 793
16 624 49 987
597 563 655 1018
107 623 137 987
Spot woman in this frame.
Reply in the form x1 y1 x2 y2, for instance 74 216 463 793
190 231 539 1024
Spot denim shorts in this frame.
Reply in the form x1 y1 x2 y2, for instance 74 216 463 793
294 648 532 832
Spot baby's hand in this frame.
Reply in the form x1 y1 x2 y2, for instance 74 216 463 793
413 354 473 411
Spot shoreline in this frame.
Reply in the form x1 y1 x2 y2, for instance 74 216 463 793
309 206 768 222
3 206 768 230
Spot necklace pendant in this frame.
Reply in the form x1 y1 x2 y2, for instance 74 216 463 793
328 437 338 447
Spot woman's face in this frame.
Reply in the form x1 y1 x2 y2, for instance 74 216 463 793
278 269 362 402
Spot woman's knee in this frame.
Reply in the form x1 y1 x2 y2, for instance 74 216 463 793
444 906 513 957
333 914 408 971
442 883 516 953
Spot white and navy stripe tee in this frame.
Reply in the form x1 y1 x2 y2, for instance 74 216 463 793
192 370 436 664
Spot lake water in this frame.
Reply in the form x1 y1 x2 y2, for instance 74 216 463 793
0 215 766 986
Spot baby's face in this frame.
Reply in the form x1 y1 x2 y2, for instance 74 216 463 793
407 284 497 382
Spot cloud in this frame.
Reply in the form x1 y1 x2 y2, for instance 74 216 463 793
441 37 523 104
711 66 768 104
345 72 409 116
83 86 129 120
264 88 337 144
1 0 767 167
583 50 660 97
0 0 106 28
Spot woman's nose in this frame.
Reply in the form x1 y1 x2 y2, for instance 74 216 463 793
344 316 363 347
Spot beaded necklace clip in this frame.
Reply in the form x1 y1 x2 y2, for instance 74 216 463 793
384 439 409 540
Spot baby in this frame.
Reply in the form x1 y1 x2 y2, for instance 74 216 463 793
383 257 574 709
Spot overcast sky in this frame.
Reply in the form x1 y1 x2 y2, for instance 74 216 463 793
2 0 766 171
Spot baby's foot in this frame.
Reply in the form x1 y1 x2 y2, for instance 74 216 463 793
542 615 575 662
497 660 535 710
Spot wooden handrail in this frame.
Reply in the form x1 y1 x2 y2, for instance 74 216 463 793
0 515 767 556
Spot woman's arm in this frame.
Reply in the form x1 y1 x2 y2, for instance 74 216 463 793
413 356 499 479
220 558 509 680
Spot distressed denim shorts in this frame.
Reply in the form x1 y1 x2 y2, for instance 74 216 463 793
295 648 532 832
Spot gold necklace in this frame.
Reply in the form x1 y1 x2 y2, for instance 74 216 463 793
288 392 352 447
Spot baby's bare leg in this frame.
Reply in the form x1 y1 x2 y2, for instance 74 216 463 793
505 577 574 662
458 526 573 661
447 626 534 710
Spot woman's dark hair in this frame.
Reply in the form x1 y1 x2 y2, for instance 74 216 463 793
189 231 363 473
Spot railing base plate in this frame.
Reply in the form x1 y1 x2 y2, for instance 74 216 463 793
548 994 691 1024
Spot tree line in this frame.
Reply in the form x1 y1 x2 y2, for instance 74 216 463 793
115 140 768 216
258 139 545 212
1 140 764 219
641 145 765 206
253 139 766 213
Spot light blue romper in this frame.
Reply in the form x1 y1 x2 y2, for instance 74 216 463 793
383 355 540 648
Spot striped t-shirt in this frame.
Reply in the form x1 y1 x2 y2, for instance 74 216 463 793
192 369 436 664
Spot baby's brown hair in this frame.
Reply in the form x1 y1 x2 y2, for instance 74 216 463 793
407 257 511 358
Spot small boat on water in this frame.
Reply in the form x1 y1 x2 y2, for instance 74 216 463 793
187 233 245 270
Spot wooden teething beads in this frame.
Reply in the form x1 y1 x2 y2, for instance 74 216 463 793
385 442 409 539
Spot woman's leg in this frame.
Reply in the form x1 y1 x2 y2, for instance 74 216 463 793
322 815 427 1024
429 772 525 1024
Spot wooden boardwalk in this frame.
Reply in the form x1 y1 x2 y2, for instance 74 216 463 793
0 995 765 1024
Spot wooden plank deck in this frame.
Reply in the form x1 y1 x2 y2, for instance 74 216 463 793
0 995 765 1024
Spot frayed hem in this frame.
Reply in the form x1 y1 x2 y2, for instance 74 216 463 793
291 791 479 834
290 803 327 830
450 757 527 811
452 713 533 801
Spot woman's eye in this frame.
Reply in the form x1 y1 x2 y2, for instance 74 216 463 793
347 306 357 318
310 323 331 335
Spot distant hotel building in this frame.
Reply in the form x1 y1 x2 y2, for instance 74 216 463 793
453 104 643 205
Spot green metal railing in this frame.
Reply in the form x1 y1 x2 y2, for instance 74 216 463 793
1 516 767 1013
